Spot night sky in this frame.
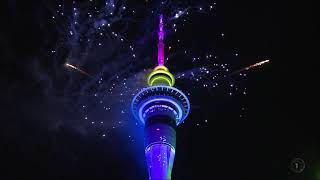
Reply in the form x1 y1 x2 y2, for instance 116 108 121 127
0 0 316 180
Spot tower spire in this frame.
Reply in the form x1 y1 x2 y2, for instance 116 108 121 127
147 14 175 87
157 14 165 66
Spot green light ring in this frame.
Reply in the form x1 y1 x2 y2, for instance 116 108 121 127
154 66 169 72
147 70 175 86
150 76 172 86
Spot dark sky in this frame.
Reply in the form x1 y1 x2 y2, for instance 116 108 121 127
0 0 316 180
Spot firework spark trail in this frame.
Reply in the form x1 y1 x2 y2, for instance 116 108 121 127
65 63 92 77
245 59 270 70
229 59 270 76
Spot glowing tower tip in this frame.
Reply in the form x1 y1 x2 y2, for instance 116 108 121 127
147 14 175 87
158 14 165 66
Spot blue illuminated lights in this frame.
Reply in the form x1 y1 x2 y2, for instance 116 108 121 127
145 143 176 179
139 98 183 124
131 86 190 126
131 86 189 179
143 104 179 120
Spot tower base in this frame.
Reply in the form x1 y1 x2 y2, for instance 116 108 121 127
144 116 176 180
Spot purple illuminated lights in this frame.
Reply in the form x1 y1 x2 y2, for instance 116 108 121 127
158 14 165 66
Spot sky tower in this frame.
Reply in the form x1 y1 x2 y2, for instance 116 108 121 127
131 15 190 180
